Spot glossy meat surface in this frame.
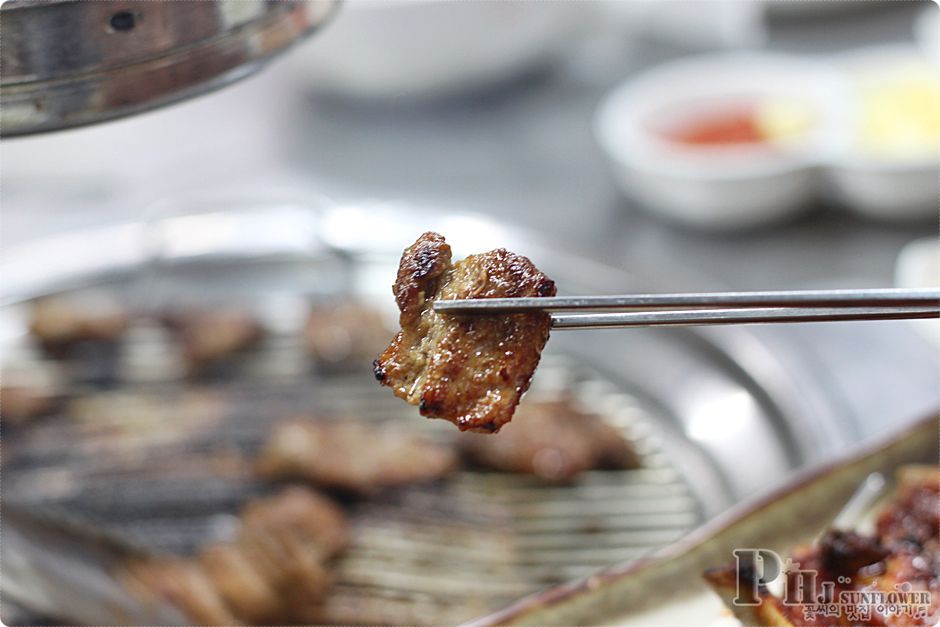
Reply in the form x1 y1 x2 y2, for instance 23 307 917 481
374 232 556 432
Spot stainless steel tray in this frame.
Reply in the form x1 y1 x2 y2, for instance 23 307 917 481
0 198 934 624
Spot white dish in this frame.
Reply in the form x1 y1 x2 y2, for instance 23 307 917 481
596 47 939 229
595 52 839 230
826 45 940 221
291 0 587 100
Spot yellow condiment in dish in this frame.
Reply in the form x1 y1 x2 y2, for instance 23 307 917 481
754 97 817 144
855 62 940 158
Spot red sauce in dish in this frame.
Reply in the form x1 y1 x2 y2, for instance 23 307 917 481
665 108 764 146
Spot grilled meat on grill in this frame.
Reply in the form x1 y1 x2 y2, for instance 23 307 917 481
240 486 349 559
460 397 641 481
0 383 59 424
256 419 457 493
123 557 238 625
123 486 348 625
28 293 129 358
162 309 263 376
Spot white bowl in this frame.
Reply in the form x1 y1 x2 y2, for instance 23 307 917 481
825 45 940 221
824 160 938 221
594 53 840 230
292 0 587 100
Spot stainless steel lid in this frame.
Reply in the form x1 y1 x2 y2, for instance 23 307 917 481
0 0 338 137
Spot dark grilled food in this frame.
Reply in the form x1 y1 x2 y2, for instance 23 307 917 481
256 419 457 493
704 465 940 627
0 383 59 424
240 486 349 559
374 232 556 433
460 397 641 481
123 487 348 626
199 487 347 623
876 466 939 548
123 556 238 625
305 302 392 372
198 527 332 624
163 309 263 375
28 293 129 358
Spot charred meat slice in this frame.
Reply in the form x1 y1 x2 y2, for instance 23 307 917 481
814 529 890 579
124 487 348 626
704 464 940 627
240 486 349 559
163 309 263 376
28 293 129 358
204 487 347 623
1 360 65 424
460 397 641 481
876 466 940 548
374 232 556 433
256 419 457 493
122 557 238 626
0 383 60 424
198 542 287 624
198 530 333 624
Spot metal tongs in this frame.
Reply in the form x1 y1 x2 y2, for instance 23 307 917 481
433 287 940 330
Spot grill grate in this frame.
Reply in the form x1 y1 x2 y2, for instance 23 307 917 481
3 333 703 624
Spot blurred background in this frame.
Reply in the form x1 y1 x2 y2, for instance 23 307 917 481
4 0 938 290
1 1 938 624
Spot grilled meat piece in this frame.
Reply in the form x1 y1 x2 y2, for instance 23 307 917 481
163 309 263 375
125 487 348 626
460 397 641 481
197 542 284 623
240 486 349 559
1 359 64 424
28 293 129 358
199 487 345 623
0 384 59 424
374 232 556 432
122 557 238 626
876 466 940 547
305 302 392 372
704 464 940 627
816 529 890 578
199 533 331 625
257 419 457 493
